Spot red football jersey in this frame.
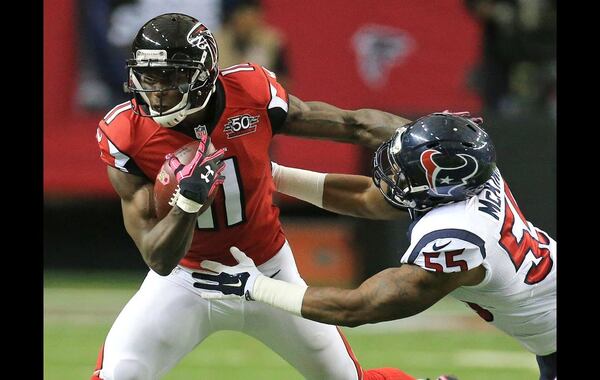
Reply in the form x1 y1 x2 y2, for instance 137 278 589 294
97 63 289 268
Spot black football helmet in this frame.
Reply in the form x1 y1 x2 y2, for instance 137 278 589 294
125 13 219 127
372 113 497 217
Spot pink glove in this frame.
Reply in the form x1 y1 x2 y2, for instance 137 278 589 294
167 133 226 212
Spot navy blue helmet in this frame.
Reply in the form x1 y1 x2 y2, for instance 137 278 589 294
372 113 497 216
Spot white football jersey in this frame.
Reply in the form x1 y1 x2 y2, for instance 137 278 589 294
400 169 556 355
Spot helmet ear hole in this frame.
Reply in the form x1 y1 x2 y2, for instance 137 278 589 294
426 142 440 149
462 142 475 148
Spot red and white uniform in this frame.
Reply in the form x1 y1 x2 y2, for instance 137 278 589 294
98 63 287 268
93 64 366 380
401 169 556 355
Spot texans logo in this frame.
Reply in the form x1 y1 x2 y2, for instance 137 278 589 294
420 149 478 196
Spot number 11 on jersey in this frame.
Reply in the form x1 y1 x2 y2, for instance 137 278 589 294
196 157 245 229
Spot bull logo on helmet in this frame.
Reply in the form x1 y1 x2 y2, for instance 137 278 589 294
419 149 478 196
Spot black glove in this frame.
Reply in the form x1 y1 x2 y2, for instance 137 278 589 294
166 134 226 213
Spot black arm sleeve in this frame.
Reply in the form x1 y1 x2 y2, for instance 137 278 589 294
268 105 288 135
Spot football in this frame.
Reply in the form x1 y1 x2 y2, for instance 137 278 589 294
153 140 217 220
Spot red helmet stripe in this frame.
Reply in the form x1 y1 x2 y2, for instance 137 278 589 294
420 149 440 190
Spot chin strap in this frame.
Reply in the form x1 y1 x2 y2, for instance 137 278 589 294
152 108 189 128
151 86 216 128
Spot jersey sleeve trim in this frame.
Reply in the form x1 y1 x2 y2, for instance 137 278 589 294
103 101 132 125
267 82 288 112
99 128 147 178
260 66 289 135
407 228 486 263
220 63 256 75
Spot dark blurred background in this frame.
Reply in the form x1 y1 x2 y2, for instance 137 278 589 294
44 0 555 285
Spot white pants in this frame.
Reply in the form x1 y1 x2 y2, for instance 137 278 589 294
98 241 361 380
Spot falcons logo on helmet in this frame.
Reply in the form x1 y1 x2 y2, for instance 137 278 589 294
420 149 479 196
186 22 218 66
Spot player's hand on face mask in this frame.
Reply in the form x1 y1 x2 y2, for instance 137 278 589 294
193 247 264 300
440 110 483 125
166 133 226 213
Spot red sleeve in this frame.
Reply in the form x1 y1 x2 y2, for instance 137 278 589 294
97 116 146 178
260 66 289 134
219 63 290 134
